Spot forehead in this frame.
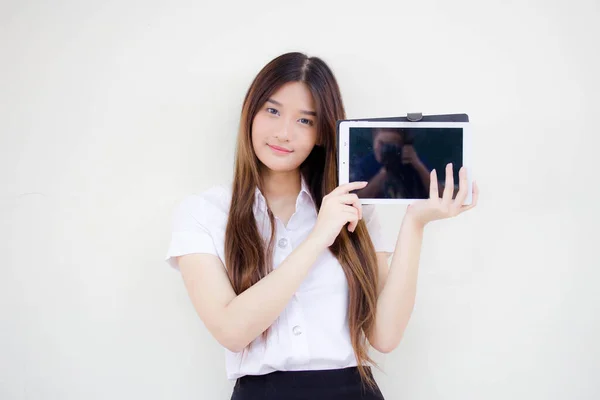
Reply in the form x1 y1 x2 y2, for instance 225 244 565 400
269 82 315 110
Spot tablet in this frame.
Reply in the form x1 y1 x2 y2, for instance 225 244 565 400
338 120 473 205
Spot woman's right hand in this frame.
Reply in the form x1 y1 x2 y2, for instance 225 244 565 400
308 181 368 249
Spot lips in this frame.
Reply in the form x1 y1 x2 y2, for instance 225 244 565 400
268 144 292 153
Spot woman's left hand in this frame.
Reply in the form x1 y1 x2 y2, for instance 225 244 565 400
406 163 478 227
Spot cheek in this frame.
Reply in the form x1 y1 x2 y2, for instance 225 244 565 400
251 115 272 152
297 130 318 153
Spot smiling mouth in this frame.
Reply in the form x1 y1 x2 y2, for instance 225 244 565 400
268 144 293 153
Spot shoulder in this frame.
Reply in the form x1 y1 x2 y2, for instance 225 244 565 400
173 184 232 226
180 184 231 208
166 184 232 269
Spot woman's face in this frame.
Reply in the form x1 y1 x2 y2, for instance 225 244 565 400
251 81 318 173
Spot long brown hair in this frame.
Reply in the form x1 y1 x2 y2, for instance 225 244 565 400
224 52 380 388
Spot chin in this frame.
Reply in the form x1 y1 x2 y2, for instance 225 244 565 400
261 162 301 173
257 155 301 173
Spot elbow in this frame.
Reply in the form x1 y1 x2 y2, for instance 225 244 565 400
372 342 395 354
214 321 250 353
222 341 246 354
370 333 403 354
216 330 247 353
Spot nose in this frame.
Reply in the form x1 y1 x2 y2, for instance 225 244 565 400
274 118 292 141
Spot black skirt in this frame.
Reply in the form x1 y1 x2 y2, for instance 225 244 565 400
230 366 385 400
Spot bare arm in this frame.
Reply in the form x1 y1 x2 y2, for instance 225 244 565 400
368 215 423 353
178 235 325 353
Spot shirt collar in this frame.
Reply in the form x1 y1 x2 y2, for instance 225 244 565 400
253 175 314 215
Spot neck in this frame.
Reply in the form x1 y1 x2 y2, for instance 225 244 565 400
260 167 302 201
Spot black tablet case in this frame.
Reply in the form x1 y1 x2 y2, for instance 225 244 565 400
336 113 469 137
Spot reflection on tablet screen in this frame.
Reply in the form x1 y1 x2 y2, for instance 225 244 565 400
348 127 463 199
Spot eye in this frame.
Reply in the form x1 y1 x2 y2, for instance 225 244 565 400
299 118 314 126
266 107 279 115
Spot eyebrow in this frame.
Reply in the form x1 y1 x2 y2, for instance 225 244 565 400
266 98 317 117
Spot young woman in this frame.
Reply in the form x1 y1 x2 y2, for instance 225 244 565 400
165 52 478 400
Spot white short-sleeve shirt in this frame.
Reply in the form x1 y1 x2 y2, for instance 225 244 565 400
165 178 394 380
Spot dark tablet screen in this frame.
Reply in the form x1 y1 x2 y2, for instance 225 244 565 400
348 127 464 199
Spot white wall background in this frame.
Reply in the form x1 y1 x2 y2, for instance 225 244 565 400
1 0 598 399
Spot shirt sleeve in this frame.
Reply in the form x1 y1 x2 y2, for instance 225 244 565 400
165 195 220 271
362 205 395 253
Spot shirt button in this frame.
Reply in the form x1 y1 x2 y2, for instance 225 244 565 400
278 238 288 248
292 325 302 336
